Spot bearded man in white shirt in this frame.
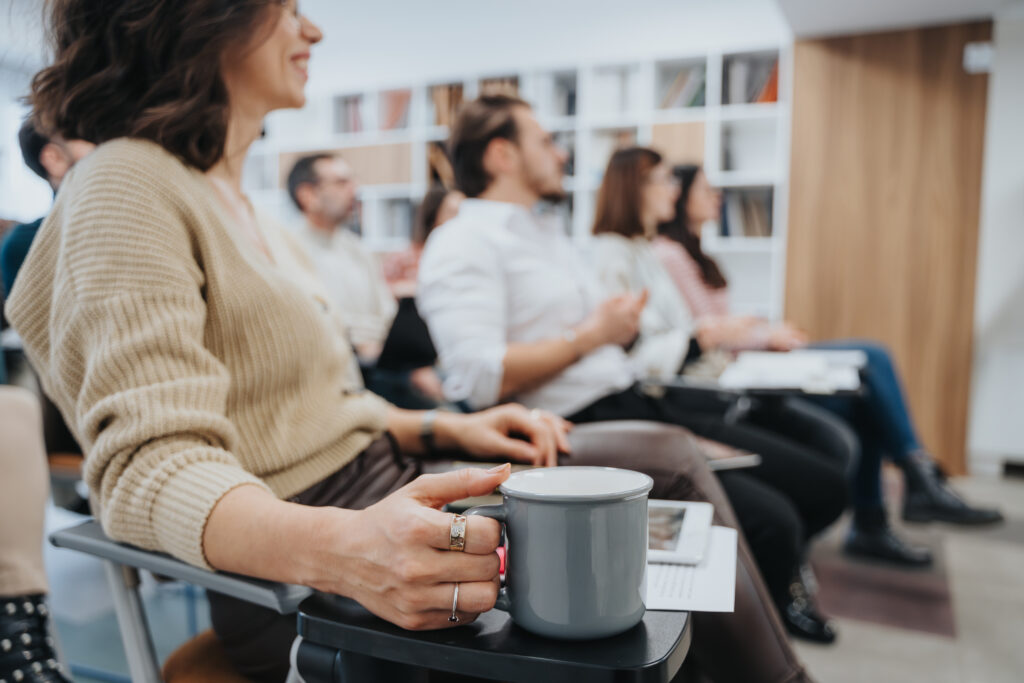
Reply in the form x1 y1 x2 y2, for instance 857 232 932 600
418 95 858 650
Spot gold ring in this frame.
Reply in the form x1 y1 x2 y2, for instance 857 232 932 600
449 583 460 623
449 514 467 552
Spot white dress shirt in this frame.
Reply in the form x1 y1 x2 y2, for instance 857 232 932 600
417 199 634 415
591 233 695 380
296 223 397 349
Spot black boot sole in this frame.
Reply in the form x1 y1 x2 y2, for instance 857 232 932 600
902 505 1005 525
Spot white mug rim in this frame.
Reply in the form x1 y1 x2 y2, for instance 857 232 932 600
498 466 654 502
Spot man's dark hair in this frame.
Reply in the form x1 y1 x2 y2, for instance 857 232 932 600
18 117 50 182
286 153 334 212
30 0 287 172
449 95 529 198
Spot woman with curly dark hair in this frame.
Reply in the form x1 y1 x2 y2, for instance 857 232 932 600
10 1 577 679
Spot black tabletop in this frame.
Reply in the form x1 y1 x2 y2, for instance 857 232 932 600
297 593 692 683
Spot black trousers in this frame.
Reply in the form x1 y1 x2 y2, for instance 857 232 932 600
568 385 854 607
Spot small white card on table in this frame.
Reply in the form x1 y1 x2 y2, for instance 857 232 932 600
645 526 737 612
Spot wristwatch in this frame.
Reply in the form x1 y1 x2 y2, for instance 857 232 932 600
420 409 439 453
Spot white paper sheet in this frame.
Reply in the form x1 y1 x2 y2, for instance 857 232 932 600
717 352 861 393
645 526 737 612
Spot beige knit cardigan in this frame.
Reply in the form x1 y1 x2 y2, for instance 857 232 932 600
6 138 390 568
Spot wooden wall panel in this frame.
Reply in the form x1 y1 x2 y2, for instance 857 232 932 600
785 22 991 474
279 143 412 187
651 122 705 165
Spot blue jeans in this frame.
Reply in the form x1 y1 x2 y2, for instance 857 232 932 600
805 340 922 508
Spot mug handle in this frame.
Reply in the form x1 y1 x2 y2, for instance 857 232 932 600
465 504 511 612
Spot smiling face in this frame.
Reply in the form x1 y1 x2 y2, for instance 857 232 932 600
220 0 323 115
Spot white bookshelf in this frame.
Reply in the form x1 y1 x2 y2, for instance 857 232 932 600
249 45 791 319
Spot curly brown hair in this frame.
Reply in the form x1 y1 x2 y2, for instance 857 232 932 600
30 0 285 171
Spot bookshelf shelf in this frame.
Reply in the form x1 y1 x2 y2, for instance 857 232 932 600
709 171 779 188
257 45 790 318
651 108 708 125
718 102 782 121
702 232 776 255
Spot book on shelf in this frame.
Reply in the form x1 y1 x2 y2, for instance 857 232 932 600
756 62 778 103
380 90 411 131
724 56 779 105
721 190 772 238
382 198 414 241
430 83 464 127
479 76 519 97
335 95 363 133
659 65 706 109
552 74 577 117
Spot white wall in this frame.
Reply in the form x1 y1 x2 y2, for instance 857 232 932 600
0 0 54 222
295 0 791 95
968 5 1024 472
776 0 1014 37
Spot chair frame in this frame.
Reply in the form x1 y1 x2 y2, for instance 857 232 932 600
49 521 311 682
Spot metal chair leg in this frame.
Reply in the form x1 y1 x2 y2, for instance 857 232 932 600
102 560 162 682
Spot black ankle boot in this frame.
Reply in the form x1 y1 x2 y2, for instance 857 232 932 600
844 507 933 567
779 564 837 644
900 451 1004 525
0 596 71 683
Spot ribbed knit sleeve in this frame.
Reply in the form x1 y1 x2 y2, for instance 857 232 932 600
7 142 271 568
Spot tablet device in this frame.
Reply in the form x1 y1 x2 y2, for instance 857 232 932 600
648 500 714 565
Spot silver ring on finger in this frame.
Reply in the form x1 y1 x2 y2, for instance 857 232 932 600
449 514 467 552
530 408 543 421
449 583 460 623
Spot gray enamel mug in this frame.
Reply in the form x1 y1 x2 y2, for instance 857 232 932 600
466 466 653 639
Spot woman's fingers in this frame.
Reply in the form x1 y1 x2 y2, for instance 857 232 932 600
401 466 510 509
414 505 503 555
384 578 500 630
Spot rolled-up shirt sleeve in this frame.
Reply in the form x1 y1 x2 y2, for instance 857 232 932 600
417 226 507 410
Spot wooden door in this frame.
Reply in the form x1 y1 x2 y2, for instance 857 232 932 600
785 22 991 474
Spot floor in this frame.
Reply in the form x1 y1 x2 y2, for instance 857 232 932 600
794 473 1024 683
43 471 1024 682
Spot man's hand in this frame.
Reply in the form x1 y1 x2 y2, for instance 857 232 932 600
579 290 648 350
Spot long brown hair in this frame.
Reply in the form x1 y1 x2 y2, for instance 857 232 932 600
592 147 662 238
30 0 285 171
657 164 728 289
